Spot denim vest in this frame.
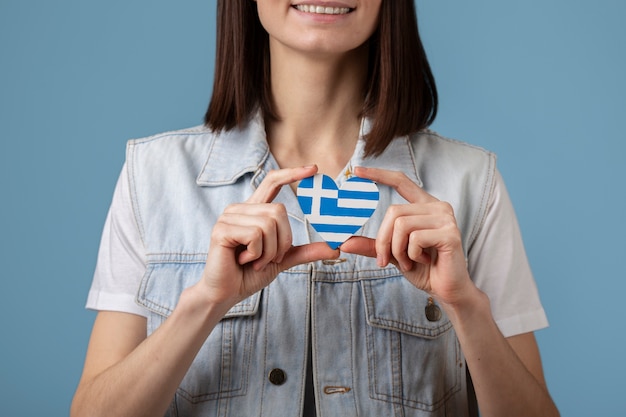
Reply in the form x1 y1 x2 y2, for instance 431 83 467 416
127 114 495 417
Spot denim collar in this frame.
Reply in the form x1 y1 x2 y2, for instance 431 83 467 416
196 113 270 187
196 112 422 188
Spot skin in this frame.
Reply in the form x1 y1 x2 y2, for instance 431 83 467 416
71 166 340 417
258 0 381 180
341 167 559 416
72 1 559 416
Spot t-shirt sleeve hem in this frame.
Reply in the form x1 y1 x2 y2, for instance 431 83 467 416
86 289 149 318
495 308 549 338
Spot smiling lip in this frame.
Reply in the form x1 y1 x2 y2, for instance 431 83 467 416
293 4 354 15
291 1 356 16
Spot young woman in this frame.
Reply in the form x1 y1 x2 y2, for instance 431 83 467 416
71 1 559 416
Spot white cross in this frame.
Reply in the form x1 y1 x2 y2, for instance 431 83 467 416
298 175 337 216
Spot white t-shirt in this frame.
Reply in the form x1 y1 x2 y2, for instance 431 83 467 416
86 163 548 338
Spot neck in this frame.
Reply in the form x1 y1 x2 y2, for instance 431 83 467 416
265 41 369 178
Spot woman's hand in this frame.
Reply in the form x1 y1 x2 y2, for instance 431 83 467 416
201 165 340 309
341 166 475 307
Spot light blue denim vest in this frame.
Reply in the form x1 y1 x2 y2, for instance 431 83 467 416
127 114 495 417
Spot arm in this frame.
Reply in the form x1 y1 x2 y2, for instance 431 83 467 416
71 166 339 417
71 293 231 417
445 288 558 417
342 166 559 417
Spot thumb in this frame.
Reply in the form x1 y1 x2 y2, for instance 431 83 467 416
340 236 377 258
279 242 340 270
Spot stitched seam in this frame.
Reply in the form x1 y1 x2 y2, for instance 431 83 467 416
374 386 462 410
367 317 453 337
420 129 492 154
144 253 207 263
176 313 255 404
405 135 423 187
365 298 378 405
368 335 462 411
313 276 322 417
362 281 453 336
311 268 409 282
258 284 270 417
467 152 497 253
196 131 220 181
126 142 147 246
250 147 271 190
141 296 258 318
371 333 461 410
131 128 210 146
349 282 358 413
391 331 403 416
305 268 313 416
137 266 259 317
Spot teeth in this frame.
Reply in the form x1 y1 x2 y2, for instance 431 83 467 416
294 5 352 15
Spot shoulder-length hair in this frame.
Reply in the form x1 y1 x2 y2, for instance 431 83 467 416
205 0 437 157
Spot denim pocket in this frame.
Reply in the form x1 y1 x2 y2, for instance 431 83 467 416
361 276 462 412
138 262 261 403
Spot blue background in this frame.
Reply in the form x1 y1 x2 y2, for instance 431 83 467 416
1 0 624 415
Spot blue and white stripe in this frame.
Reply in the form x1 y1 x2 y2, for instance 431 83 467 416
297 174 379 249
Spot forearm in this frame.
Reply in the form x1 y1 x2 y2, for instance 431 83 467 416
71 283 231 417
441 287 559 417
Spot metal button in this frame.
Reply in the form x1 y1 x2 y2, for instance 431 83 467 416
324 386 351 395
268 368 286 385
425 297 442 322
322 258 347 265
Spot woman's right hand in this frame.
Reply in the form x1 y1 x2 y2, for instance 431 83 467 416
200 165 339 310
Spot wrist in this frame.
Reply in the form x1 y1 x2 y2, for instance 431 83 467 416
438 284 491 326
175 281 234 330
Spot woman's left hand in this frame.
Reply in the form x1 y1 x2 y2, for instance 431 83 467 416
341 166 475 306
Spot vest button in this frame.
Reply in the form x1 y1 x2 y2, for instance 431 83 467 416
425 297 442 322
268 368 286 385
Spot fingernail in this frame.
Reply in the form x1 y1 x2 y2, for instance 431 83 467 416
376 253 384 267
302 164 316 169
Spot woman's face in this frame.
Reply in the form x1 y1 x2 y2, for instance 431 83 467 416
255 0 382 58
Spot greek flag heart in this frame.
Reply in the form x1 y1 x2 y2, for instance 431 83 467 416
297 174 380 249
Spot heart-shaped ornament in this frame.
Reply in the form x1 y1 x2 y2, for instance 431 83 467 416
297 174 380 249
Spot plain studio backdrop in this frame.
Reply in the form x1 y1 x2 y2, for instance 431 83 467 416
1 1 624 415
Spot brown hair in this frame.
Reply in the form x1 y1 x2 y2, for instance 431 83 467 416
205 0 437 157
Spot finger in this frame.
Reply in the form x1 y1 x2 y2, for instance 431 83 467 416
223 214 277 269
247 165 318 204
391 219 413 272
223 204 292 265
406 221 462 263
279 242 340 271
353 166 438 204
407 231 433 265
341 236 410 272
375 204 418 267
211 222 264 265
391 212 459 268
340 236 377 258
375 201 456 267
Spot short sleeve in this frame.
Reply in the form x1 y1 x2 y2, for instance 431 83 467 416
86 163 149 317
468 169 549 338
